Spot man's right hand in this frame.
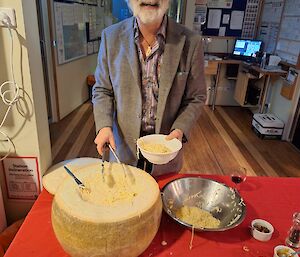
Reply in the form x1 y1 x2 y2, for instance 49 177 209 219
94 127 116 156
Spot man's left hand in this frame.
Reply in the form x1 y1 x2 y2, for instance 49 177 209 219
166 129 183 142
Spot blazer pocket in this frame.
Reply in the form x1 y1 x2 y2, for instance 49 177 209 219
175 71 189 85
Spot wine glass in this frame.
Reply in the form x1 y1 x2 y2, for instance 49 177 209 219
231 167 247 190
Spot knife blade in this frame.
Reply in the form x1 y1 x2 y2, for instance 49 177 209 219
64 165 86 189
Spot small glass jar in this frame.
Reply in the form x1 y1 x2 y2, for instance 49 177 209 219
286 212 300 248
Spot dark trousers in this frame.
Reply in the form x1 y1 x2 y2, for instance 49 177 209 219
137 152 153 174
137 130 153 174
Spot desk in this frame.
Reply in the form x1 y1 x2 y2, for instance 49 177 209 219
207 59 287 112
250 66 287 113
5 174 300 257
209 59 242 110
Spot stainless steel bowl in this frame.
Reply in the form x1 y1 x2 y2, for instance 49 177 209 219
161 177 246 231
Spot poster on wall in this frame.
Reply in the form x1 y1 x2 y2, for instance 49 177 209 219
207 0 233 9
54 2 87 65
2 157 41 200
257 0 284 53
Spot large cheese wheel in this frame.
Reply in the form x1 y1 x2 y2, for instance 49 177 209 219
52 162 162 257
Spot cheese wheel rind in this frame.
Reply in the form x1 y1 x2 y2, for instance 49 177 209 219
51 163 162 257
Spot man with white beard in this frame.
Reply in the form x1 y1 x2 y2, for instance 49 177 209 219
92 0 206 176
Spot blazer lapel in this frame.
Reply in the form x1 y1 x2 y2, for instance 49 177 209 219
156 19 186 133
120 17 141 88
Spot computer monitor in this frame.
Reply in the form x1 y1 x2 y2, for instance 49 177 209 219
232 39 263 60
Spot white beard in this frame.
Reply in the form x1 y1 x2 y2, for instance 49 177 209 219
129 0 170 25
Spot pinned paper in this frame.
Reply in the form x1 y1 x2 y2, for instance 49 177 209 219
207 9 221 29
219 27 226 36
222 14 230 24
230 11 244 30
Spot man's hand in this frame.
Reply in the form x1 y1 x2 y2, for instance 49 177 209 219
166 129 183 142
94 127 116 156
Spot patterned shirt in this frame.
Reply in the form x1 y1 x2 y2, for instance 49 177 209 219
134 16 167 134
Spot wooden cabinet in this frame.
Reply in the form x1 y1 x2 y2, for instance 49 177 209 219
205 61 218 75
234 71 250 106
234 66 263 107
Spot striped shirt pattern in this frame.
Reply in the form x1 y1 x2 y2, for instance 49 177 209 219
134 16 167 134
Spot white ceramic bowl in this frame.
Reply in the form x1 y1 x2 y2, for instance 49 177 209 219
274 245 299 257
251 219 274 242
136 134 182 165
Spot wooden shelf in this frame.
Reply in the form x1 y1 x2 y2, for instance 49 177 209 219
280 74 297 100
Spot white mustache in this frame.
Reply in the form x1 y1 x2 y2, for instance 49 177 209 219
139 0 160 5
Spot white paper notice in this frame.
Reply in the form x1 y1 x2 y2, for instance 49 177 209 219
207 0 233 9
219 26 226 36
207 9 221 29
62 4 75 26
222 14 230 24
2 157 40 200
230 11 244 30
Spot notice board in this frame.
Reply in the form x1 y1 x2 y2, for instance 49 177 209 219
275 0 300 65
54 1 88 64
202 0 247 37
202 0 261 38
53 0 103 64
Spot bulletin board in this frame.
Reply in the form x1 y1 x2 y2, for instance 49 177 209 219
202 0 247 37
53 0 102 65
275 0 300 66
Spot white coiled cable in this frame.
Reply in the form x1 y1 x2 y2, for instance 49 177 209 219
0 18 19 161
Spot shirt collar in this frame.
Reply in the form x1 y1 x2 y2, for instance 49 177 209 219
133 15 167 41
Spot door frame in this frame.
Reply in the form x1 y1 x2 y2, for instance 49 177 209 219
283 77 300 141
36 0 59 123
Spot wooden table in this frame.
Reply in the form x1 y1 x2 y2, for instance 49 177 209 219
250 66 287 113
5 174 300 257
209 59 242 110
207 59 288 112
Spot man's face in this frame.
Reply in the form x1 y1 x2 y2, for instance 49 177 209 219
128 0 170 25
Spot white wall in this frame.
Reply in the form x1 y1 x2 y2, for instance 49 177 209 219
183 0 195 30
270 74 300 140
0 0 51 224
55 55 97 119
48 0 97 119
203 36 236 54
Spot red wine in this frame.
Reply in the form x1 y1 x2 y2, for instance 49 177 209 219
231 176 244 184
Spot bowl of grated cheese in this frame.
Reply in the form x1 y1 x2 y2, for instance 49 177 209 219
137 134 182 165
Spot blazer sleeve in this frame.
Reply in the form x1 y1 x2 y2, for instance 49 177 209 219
92 30 115 133
171 36 207 141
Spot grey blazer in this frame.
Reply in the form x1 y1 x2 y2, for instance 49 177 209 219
92 17 206 176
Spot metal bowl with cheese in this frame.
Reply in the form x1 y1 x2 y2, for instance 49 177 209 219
161 177 246 231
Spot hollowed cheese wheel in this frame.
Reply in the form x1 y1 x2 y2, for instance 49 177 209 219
52 162 162 257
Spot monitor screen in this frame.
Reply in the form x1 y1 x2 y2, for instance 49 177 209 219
233 39 262 58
